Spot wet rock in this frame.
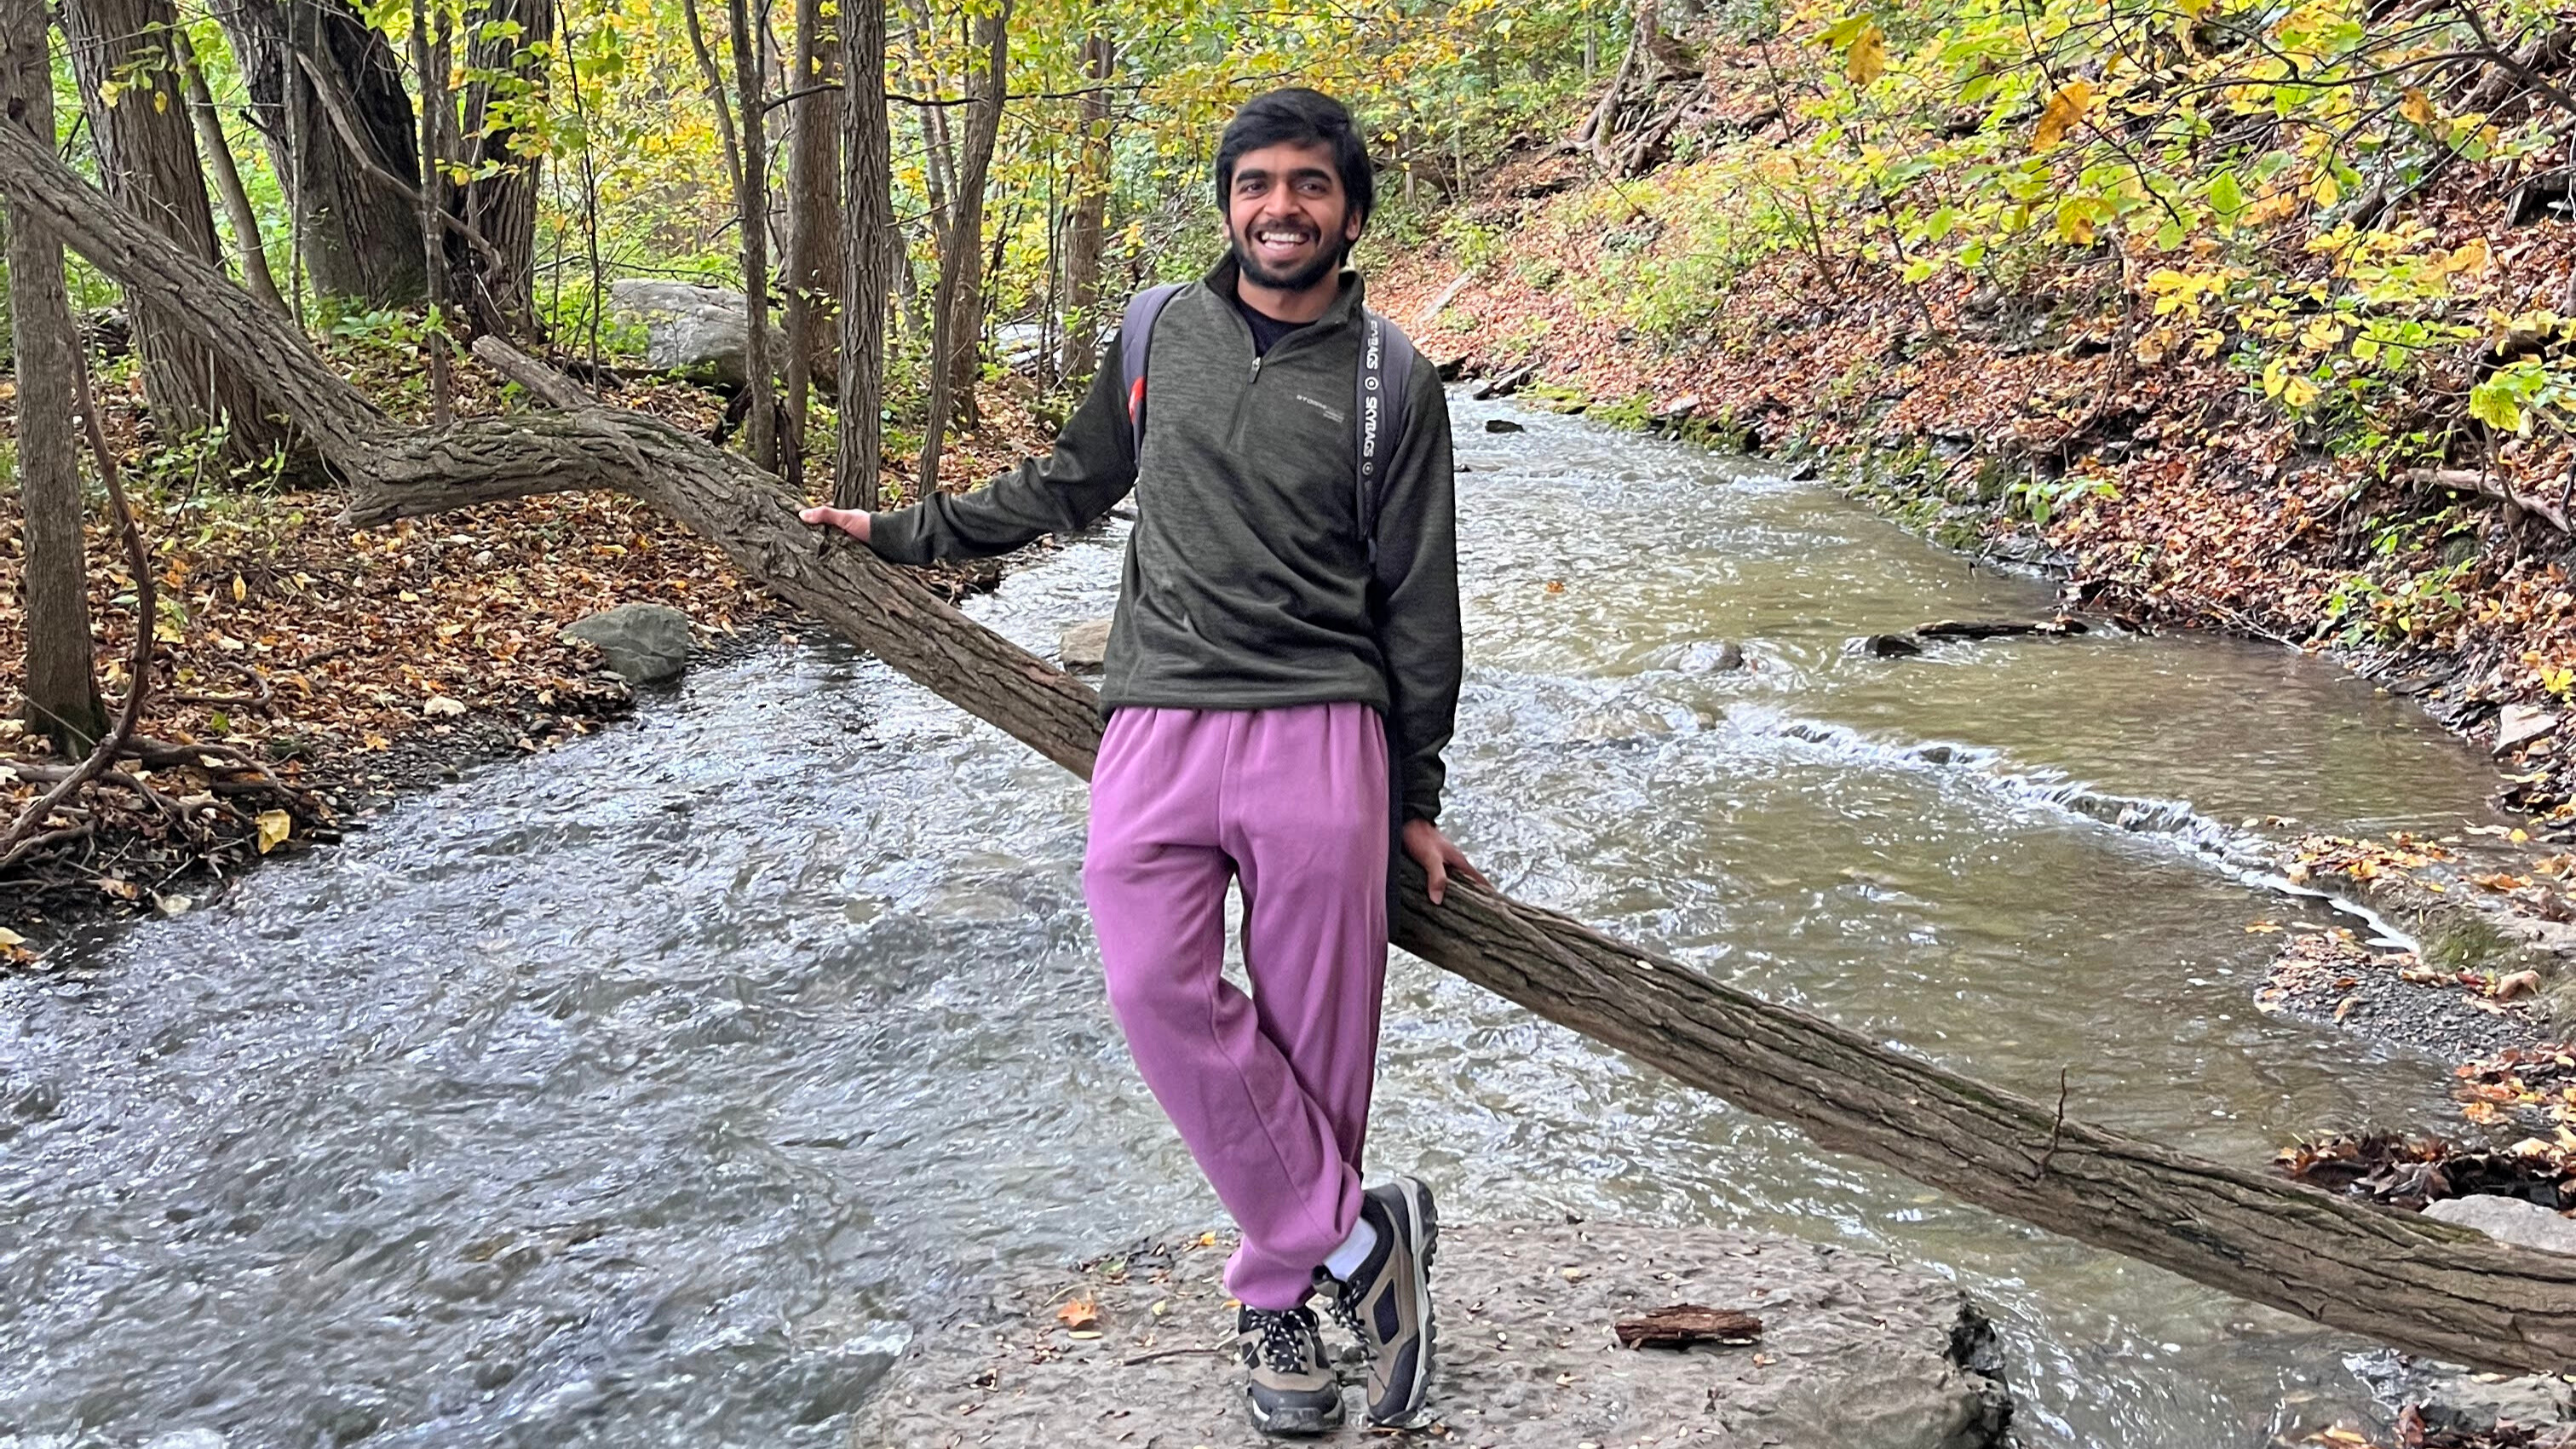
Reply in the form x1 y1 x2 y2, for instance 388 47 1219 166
1486 417 1528 434
1059 618 1113 670
2498 704 2561 755
607 279 794 388
562 602 693 684
2349 1347 2573 1435
2424 1193 2576 1256
1790 458 1822 481
1861 633 1924 658
851 1220 2015 1448
1473 361 1538 400
1633 639 1746 675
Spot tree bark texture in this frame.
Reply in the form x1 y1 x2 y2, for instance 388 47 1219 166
916 0 1009 494
727 0 775 472
409 0 452 423
1056 32 1114 382
216 0 425 304
782 0 842 469
63 0 285 459
176 36 287 315
4 113 2574 1379
835 0 890 510
5 0 105 754
447 0 551 335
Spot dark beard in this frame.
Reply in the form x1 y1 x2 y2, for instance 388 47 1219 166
1227 225 1348 292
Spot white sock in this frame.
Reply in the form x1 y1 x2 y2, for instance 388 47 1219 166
1322 1216 1378 1283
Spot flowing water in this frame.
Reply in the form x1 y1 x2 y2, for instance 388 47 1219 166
0 393 2527 1448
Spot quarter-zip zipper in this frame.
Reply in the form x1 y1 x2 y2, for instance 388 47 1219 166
1225 296 1340 451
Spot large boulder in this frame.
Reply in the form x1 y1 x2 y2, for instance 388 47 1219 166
850 1220 2015 1448
607 279 802 388
2423 1193 2576 1256
562 602 693 684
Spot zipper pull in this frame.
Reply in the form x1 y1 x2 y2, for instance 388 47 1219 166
1249 356 1263 382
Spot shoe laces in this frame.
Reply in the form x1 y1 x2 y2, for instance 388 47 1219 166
1245 1305 1321 1374
1324 1280 1370 1348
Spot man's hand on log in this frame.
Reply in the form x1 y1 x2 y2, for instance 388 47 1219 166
1403 818 1487 906
799 506 871 543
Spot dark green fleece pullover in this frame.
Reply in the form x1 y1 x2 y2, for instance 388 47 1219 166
866 258 1461 825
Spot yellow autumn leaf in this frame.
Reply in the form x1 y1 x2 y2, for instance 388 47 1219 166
232 574 246 602
2445 236 2492 276
2314 170 2341 207
0 927 23 948
256 810 292 854
2280 375 2320 409
2056 199 2096 244
2400 88 2435 127
2033 81 2094 151
1845 23 1886 86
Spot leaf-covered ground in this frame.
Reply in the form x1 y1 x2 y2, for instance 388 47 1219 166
0 347 1054 951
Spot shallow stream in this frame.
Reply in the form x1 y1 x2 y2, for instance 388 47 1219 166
0 394 2525 1447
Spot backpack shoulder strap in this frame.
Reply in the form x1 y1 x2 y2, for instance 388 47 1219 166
1118 283 1187 461
1355 307 1419 566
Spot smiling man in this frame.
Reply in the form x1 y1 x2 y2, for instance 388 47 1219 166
802 88 1472 1435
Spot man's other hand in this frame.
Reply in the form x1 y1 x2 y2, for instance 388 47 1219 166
800 505 871 543
1400 818 1486 906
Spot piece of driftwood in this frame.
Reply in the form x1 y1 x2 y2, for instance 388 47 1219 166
1916 617 2089 640
1614 1304 1765 1350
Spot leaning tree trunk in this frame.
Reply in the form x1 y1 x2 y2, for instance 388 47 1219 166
835 0 890 510
447 0 552 335
4 0 103 755
3 112 2575 1379
1056 31 1114 382
216 0 425 304
175 35 287 315
916 0 1009 496
62 0 286 462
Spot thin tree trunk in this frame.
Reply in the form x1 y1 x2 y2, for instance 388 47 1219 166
835 0 889 509
63 0 285 460
175 36 286 315
783 0 842 480
15 109 2576 1381
1057 31 1113 380
916 0 1007 496
727 0 775 472
451 0 552 335
410 0 451 423
215 0 426 304
5 0 104 754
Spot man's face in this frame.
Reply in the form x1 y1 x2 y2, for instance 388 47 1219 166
1224 140 1363 292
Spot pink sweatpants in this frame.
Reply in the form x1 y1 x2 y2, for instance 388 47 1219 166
1082 701 1390 1310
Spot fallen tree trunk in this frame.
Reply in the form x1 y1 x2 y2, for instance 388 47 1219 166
0 117 2570 1377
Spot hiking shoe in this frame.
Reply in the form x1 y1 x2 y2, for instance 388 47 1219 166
1327 1176 1439 1427
1236 1303 1343 1436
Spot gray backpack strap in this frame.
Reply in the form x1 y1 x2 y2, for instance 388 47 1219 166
1118 283 1187 462
1354 308 1417 566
